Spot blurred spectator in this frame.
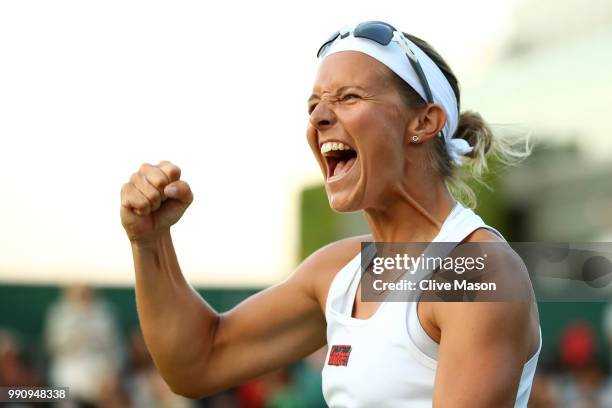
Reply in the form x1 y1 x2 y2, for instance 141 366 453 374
199 390 241 408
0 329 40 387
125 327 194 408
125 327 154 407
235 347 328 408
237 368 298 408
44 285 123 406
290 347 327 408
601 303 612 407
560 322 596 369
600 378 612 408
146 368 195 408
528 371 559 407
556 321 607 407
236 371 275 408
97 371 132 408
261 368 300 408
603 302 612 368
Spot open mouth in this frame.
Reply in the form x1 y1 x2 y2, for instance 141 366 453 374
320 141 358 181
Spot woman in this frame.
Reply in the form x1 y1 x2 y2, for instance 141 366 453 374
120 21 541 407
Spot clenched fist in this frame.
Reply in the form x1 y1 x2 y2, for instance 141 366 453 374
120 161 193 243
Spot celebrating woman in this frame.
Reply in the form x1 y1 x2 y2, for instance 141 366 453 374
120 20 541 407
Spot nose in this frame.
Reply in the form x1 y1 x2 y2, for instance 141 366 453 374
309 100 337 132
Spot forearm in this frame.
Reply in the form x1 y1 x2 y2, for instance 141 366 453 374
131 229 219 396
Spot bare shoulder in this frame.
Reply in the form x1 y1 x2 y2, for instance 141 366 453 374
463 226 505 243
464 227 530 284
433 227 540 362
293 234 372 313
461 227 529 283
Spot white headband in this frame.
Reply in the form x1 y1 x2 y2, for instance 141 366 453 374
318 25 473 166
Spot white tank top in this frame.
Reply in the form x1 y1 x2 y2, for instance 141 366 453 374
322 202 542 407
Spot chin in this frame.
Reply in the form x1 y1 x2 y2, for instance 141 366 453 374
323 164 368 213
326 189 363 213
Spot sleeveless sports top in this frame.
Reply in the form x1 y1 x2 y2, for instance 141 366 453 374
322 201 542 407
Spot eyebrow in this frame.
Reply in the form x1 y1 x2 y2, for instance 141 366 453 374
307 85 367 103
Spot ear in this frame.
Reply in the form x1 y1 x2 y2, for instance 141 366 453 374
406 104 447 142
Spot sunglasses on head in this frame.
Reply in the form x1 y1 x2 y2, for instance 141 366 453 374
316 21 434 106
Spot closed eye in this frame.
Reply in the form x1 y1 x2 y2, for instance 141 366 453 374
341 94 360 101
307 93 360 115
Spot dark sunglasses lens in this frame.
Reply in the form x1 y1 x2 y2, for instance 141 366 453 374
353 22 393 45
317 31 340 57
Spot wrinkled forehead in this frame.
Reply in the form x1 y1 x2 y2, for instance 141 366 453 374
312 51 394 94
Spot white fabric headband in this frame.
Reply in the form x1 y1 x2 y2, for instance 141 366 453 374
318 24 473 166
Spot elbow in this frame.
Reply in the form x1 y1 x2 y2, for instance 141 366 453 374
170 384 208 400
165 362 228 399
164 355 220 399
159 360 218 399
168 378 216 400
165 316 224 399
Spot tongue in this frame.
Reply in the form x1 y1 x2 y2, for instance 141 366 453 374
332 157 356 178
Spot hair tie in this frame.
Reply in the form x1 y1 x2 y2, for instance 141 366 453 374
446 138 473 166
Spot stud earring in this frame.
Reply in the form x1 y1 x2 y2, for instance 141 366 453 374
412 135 419 143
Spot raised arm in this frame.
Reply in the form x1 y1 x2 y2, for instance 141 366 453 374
120 161 347 398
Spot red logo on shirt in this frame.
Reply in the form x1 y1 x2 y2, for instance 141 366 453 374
328 345 352 366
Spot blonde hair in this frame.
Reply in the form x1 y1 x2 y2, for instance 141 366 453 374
392 33 532 208
441 113 532 208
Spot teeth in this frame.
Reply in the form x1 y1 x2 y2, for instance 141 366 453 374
320 142 354 155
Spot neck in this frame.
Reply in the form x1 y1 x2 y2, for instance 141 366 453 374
364 178 457 242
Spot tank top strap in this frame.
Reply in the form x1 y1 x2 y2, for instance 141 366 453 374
325 253 357 321
404 201 509 361
325 242 380 319
433 202 506 243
